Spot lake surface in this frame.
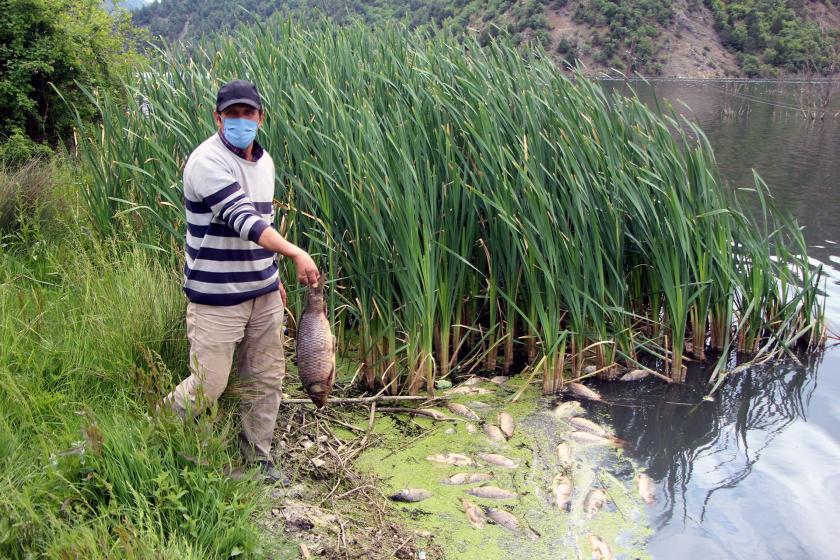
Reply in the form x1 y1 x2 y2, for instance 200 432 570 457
599 81 840 559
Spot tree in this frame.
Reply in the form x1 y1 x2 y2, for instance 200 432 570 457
0 0 145 164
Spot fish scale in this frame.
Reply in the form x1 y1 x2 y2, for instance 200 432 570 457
295 277 336 408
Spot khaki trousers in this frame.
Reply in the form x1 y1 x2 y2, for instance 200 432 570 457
164 290 285 461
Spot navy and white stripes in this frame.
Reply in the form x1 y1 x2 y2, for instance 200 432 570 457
182 133 280 306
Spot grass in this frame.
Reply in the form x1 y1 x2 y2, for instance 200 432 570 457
72 18 825 395
0 161 286 559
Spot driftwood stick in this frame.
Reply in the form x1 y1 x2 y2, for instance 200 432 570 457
280 395 445 405
377 407 459 421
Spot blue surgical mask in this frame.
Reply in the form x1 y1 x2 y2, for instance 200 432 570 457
222 117 259 149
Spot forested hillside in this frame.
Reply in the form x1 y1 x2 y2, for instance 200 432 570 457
132 0 840 77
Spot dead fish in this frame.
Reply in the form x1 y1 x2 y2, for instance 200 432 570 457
441 472 494 485
426 453 477 466
637 473 656 504
465 423 478 433
568 417 608 437
556 443 573 469
462 499 487 529
468 400 493 409
447 402 480 421
417 408 452 421
498 412 515 438
390 489 432 503
486 508 519 531
471 485 516 500
468 486 516 499
620 368 651 382
295 276 335 408
584 488 608 518
484 424 506 442
489 376 510 385
445 386 494 396
583 365 598 374
566 382 602 402
588 534 613 560
552 474 573 511
552 401 584 418
461 377 483 386
569 431 622 447
478 453 519 468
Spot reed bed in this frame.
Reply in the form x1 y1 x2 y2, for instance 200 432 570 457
75 20 825 393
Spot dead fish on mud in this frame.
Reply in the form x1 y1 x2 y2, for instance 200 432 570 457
637 473 656 504
442 472 494 485
478 453 519 468
295 276 336 408
498 412 515 438
445 386 494 396
569 431 624 447
484 424 506 442
447 402 480 420
552 401 584 418
620 368 651 382
467 485 517 500
552 474 573 511
462 499 488 528
426 453 477 466
468 400 493 409
486 509 539 540
588 534 614 560
566 382 603 402
461 377 484 386
390 489 432 503
489 376 510 385
567 417 608 437
584 488 608 518
556 443 573 469
465 423 478 433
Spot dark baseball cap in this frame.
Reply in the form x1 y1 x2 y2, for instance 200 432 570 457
216 79 262 112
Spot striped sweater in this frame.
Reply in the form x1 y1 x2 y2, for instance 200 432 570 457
182 132 280 306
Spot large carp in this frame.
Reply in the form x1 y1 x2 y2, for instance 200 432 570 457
295 277 335 408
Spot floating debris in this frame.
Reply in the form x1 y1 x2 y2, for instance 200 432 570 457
588 534 613 560
467 486 517 500
478 453 519 468
637 473 656 504
568 417 608 437
390 489 432 503
619 369 651 382
552 401 584 418
484 424 506 442
583 488 608 518
552 474 573 511
426 453 477 466
498 412 515 438
447 402 480 420
462 498 487 528
566 382 603 402
441 472 494 485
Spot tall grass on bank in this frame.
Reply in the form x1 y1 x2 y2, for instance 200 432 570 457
0 170 270 559
75 20 825 391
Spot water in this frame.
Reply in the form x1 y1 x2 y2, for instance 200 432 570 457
598 81 840 559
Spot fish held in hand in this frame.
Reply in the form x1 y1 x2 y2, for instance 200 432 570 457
295 277 335 408
637 473 656 504
390 489 432 503
468 486 516 499
498 412 515 438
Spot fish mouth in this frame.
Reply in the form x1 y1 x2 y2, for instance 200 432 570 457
306 384 330 408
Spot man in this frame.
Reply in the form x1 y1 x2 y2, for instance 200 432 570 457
163 79 319 484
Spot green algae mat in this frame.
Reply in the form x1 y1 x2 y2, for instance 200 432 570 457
357 378 653 559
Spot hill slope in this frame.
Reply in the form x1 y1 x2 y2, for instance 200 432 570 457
131 0 840 77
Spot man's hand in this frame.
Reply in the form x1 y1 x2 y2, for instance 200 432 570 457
293 252 320 286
